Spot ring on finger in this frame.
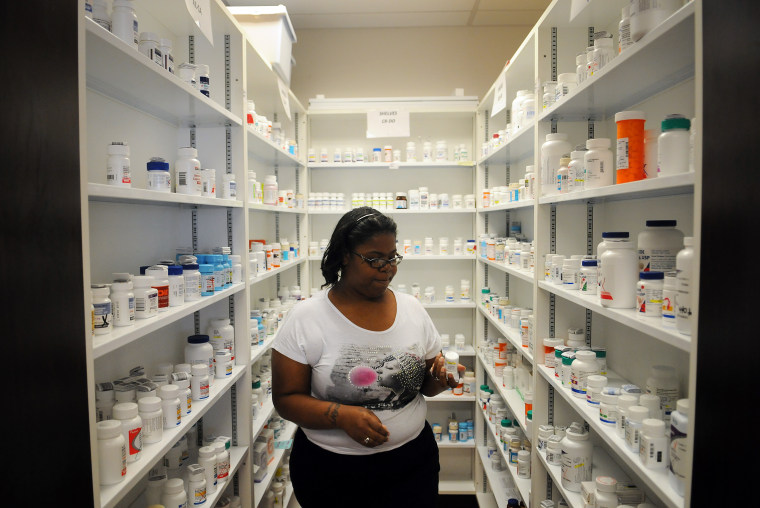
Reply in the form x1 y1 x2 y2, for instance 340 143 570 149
364 436 371 445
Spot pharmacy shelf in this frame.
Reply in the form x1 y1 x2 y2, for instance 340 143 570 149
481 408 532 502
85 18 241 128
99 365 246 508
479 200 535 213
247 203 307 214
249 258 307 285
479 257 536 285
283 484 295 508
400 254 477 261
88 183 243 208
446 345 477 357
537 281 690 352
92 283 246 359
308 161 475 169
538 365 682 508
254 421 297 507
477 122 535 166
476 447 514 508
307 208 476 215
252 397 276 441
438 436 476 449
251 336 275 366
247 127 304 168
479 355 529 433
538 173 695 205
439 480 477 495
424 302 477 309
478 307 534 365
207 446 249 508
426 393 477 403
538 2 695 123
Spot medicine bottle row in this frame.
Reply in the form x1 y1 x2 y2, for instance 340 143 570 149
308 189 476 211
432 418 474 443
478 236 535 271
106 143 237 199
392 279 473 304
248 239 302 277
253 412 291 483
480 90 536 160
480 342 535 418
250 293 305 347
543 222 693 335
481 178 535 206
480 291 535 350
481 390 532 480
251 353 274 422
540 112 694 197
308 141 470 165
257 448 292 508
246 101 299 157
247 172 303 209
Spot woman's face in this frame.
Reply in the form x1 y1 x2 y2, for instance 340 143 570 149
341 232 398 299
376 357 400 386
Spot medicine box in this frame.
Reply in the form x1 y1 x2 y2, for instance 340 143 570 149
229 5 297 84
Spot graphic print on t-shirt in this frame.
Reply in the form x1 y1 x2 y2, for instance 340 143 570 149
325 343 426 411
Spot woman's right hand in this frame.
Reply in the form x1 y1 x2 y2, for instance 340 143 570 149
336 404 390 448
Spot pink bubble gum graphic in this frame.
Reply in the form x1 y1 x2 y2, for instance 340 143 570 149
348 366 377 387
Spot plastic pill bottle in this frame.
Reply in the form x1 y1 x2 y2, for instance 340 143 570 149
172 374 192 416
161 478 187 508
160 38 174 73
196 63 210 97
586 374 607 407
595 476 619 508
159 384 182 429
615 110 646 183
637 270 665 317
599 392 619 426
199 445 218 494
561 258 582 289
97 420 127 485
139 31 162 66
669 399 690 496
561 426 592 491
579 259 598 294
638 220 684 272
186 464 207 505
91 284 113 335
541 133 572 196
175 147 201 195
91 0 111 31
107 142 132 187
676 237 694 336
625 406 650 452
138 396 163 444
646 365 679 423
186 334 214 377
546 435 563 465
167 265 184 306
617 394 640 439
112 0 138 49
640 418 669 469
191 364 210 401
150 277 170 312
112 402 142 463
584 138 613 188
182 263 201 301
517 450 531 478
110 280 136 327
147 157 171 192
557 156 571 193
599 240 638 308
571 350 600 399
630 0 680 42
199 264 215 296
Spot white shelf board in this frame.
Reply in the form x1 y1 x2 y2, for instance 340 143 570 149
538 173 695 205
424 302 477 309
478 200 535 213
251 336 275 366
247 203 307 214
308 208 475 215
478 356 529 434
247 127 304 168
537 281 691 352
308 161 475 169
537 365 683 508
401 254 477 261
85 18 241 127
479 257 536 285
425 393 477 403
206 446 249 508
249 258 307 285
478 307 534 365
88 183 243 208
252 396 276 441
93 283 246 359
254 422 298 507
438 480 477 495
99 365 246 508
438 436 476 449
476 447 510 508
480 408 532 502
538 2 695 122
477 122 535 166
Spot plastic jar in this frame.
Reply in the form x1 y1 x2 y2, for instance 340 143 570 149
590 32 615 76
435 140 448 161
638 220 684 272
541 133 572 196
669 398 690 496
579 259 598 294
517 450 531 478
191 364 210 401
186 464 207 505
640 393 662 421
97 420 127 485
637 271 664 317
158 384 181 429
599 240 638 308
645 129 659 178
196 63 210 97
91 0 111 31
586 374 607 407
263 175 278 205
186 334 214 376
556 73 577 100
658 114 691 175
395 192 408 209
221 173 236 199
405 141 417 162
160 38 174 73
571 350 600 399
208 317 234 359
557 156 571 193
161 478 187 508
568 150 585 190
111 0 138 49
625 405 650 452
175 147 201 195
615 110 646 183
584 138 613 188
522 95 536 125
617 394 640 439
599 392 619 426
560 353 575 388
166 265 184 307
511 90 530 130
676 237 694 336
182 263 201 301
561 427 592 491
646 365 679 422
546 435 563 465
595 476 619 508
132 276 158 319
151 277 170 311
106 142 131 187
178 62 197 89
138 396 163 444
91 284 113 335
640 418 669 469
630 0 680 42
661 272 677 327
172 374 192 416
543 338 563 368
575 52 587 83
112 402 142 463
561 258 582 289
146 157 171 192
138 31 162 66
597 231 630 276
619 5 633 53
542 81 557 110
199 445 218 494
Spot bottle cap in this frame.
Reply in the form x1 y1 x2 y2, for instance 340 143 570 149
97 419 123 439
112 402 139 419
661 115 690 131
639 271 665 280
138 396 162 412
645 219 677 227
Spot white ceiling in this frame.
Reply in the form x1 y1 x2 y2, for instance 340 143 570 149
223 0 551 29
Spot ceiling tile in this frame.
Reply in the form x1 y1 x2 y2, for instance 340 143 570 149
226 0 477 15
291 11 472 30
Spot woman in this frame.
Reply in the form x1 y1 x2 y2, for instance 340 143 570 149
272 207 464 507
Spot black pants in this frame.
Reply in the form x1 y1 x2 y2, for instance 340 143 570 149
290 422 440 508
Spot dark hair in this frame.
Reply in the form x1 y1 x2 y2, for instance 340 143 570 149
320 207 397 288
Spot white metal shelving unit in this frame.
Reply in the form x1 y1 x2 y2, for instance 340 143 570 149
473 1 700 507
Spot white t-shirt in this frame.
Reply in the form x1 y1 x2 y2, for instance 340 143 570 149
273 288 441 455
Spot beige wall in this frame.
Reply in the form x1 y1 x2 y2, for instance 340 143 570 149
289 26 532 104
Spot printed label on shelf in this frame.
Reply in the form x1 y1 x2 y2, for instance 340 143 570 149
275 439 293 449
185 0 214 45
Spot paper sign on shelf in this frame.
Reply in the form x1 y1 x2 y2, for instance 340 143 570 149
185 0 214 45
277 78 292 121
491 71 507 117
366 109 410 138
570 0 592 21
274 439 293 449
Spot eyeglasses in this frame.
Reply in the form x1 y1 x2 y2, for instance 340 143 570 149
352 252 403 269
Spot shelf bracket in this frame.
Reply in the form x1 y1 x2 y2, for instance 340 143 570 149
551 27 558 82
546 473 553 500
188 35 194 64
231 382 238 447
588 119 595 140
224 34 231 112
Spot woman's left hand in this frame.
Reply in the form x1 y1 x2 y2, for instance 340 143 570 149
429 353 466 389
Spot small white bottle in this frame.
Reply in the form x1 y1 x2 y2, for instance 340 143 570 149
111 0 138 49
133 275 159 319
198 445 218 495
191 364 210 401
676 237 694 336
669 399 690 496
658 115 691 175
91 284 113 335
110 280 135 327
214 439 230 483
106 142 131 187
561 426 592 492
541 133 572 196
159 384 182 429
599 240 638 308
584 138 613 188
579 259 598 294
662 272 677 327
172 374 192 416
625 406 650 453
616 394 640 439
112 402 143 463
196 64 210 97
639 418 669 469
571 350 600 399
186 464 207 506
517 450 531 478
137 396 163 444
595 476 619 508
138 31 163 66
160 38 174 73
161 478 188 508
619 5 633 53
646 365 680 423
637 271 664 318
97 420 127 485
175 147 201 195
599 392 619 426
557 156 571 193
